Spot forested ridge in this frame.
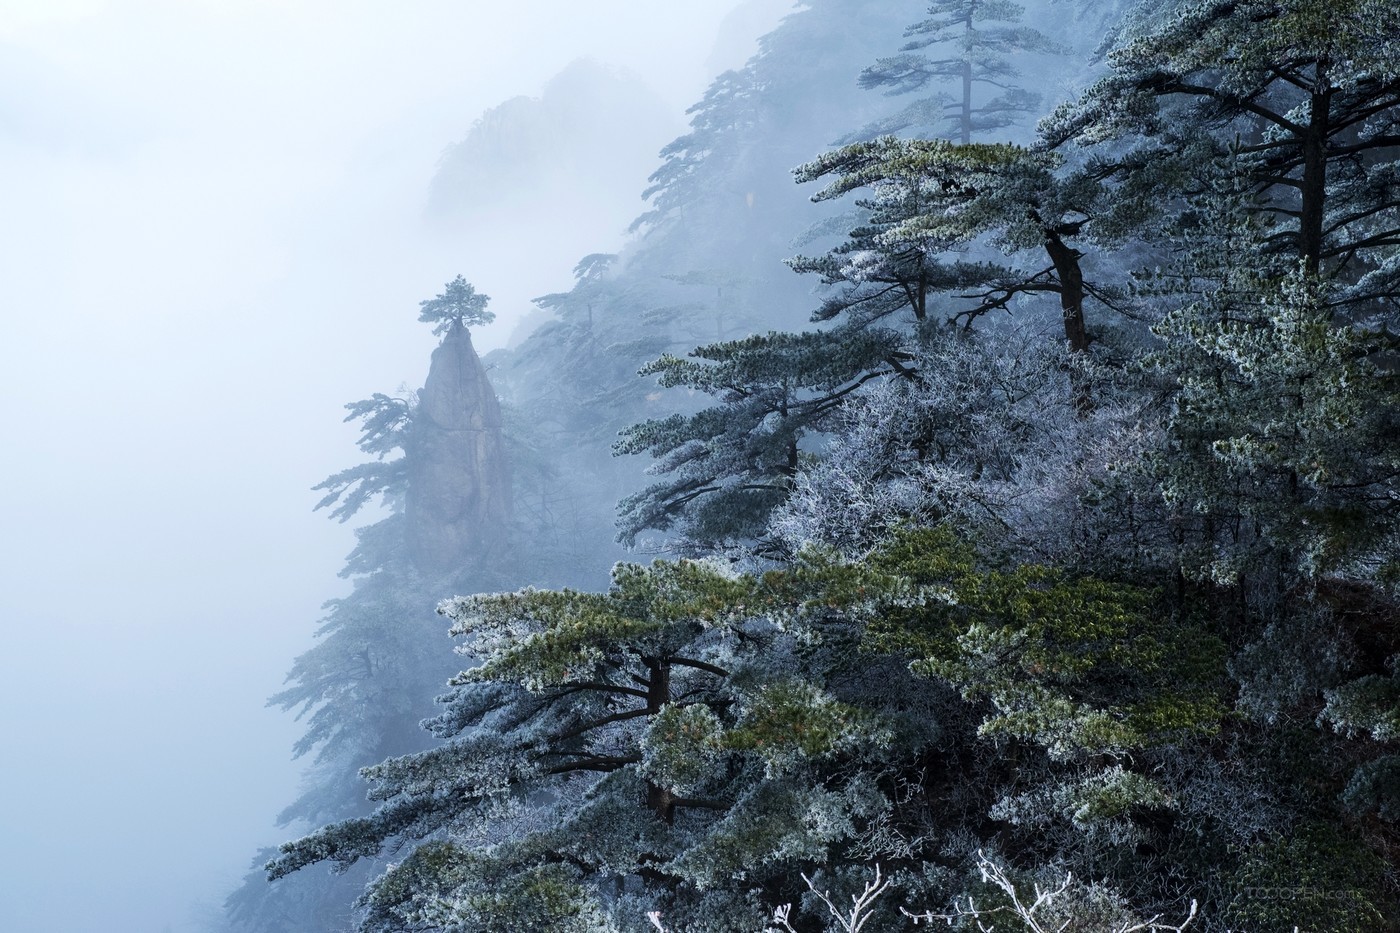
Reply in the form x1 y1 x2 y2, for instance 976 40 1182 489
226 1 1400 930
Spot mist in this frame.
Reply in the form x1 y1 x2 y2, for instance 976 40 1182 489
0 3 790 931
8 1 1389 932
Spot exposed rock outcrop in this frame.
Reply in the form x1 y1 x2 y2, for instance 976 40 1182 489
405 324 511 573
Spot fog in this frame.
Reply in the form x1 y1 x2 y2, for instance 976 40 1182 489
0 2 789 930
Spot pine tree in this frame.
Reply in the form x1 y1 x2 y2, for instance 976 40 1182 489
618 131 1147 552
615 328 907 554
1042 0 1400 882
494 0 928 557
854 0 1062 143
224 280 513 932
266 526 1235 931
1043 0 1400 285
417 275 495 334
267 554 907 930
237 5 1400 929
1043 0 1400 582
792 136 1124 356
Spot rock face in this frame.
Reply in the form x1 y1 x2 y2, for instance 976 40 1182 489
406 324 511 574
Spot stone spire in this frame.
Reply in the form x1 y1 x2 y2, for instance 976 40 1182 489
405 324 511 574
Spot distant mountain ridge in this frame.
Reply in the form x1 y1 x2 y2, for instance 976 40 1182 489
425 58 678 235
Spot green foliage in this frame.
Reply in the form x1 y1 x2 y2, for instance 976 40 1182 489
418 275 495 335
361 845 613 933
669 778 890 890
1153 238 1400 583
863 528 1228 757
445 864 610 933
267 553 918 927
1322 674 1400 743
1058 766 1172 826
1222 824 1394 933
724 680 884 772
269 525 1239 928
642 703 726 796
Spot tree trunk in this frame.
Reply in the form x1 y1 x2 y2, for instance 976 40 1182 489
1043 232 1089 353
1299 81 1331 275
960 14 973 144
1043 230 1092 412
643 658 675 823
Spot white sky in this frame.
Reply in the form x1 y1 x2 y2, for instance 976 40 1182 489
0 2 790 930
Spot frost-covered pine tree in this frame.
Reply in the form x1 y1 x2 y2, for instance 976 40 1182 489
1042 0 1400 583
853 0 1063 143
266 551 947 931
615 327 907 554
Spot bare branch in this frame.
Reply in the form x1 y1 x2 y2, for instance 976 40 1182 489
800 864 892 933
903 852 1199 933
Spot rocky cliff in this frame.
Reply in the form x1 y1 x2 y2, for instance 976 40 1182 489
406 323 511 573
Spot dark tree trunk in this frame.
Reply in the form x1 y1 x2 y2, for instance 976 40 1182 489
1299 82 1332 275
1043 229 1092 413
643 658 675 823
1043 232 1089 354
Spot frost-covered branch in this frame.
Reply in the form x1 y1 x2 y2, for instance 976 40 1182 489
903 851 1198 933
798 864 892 933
